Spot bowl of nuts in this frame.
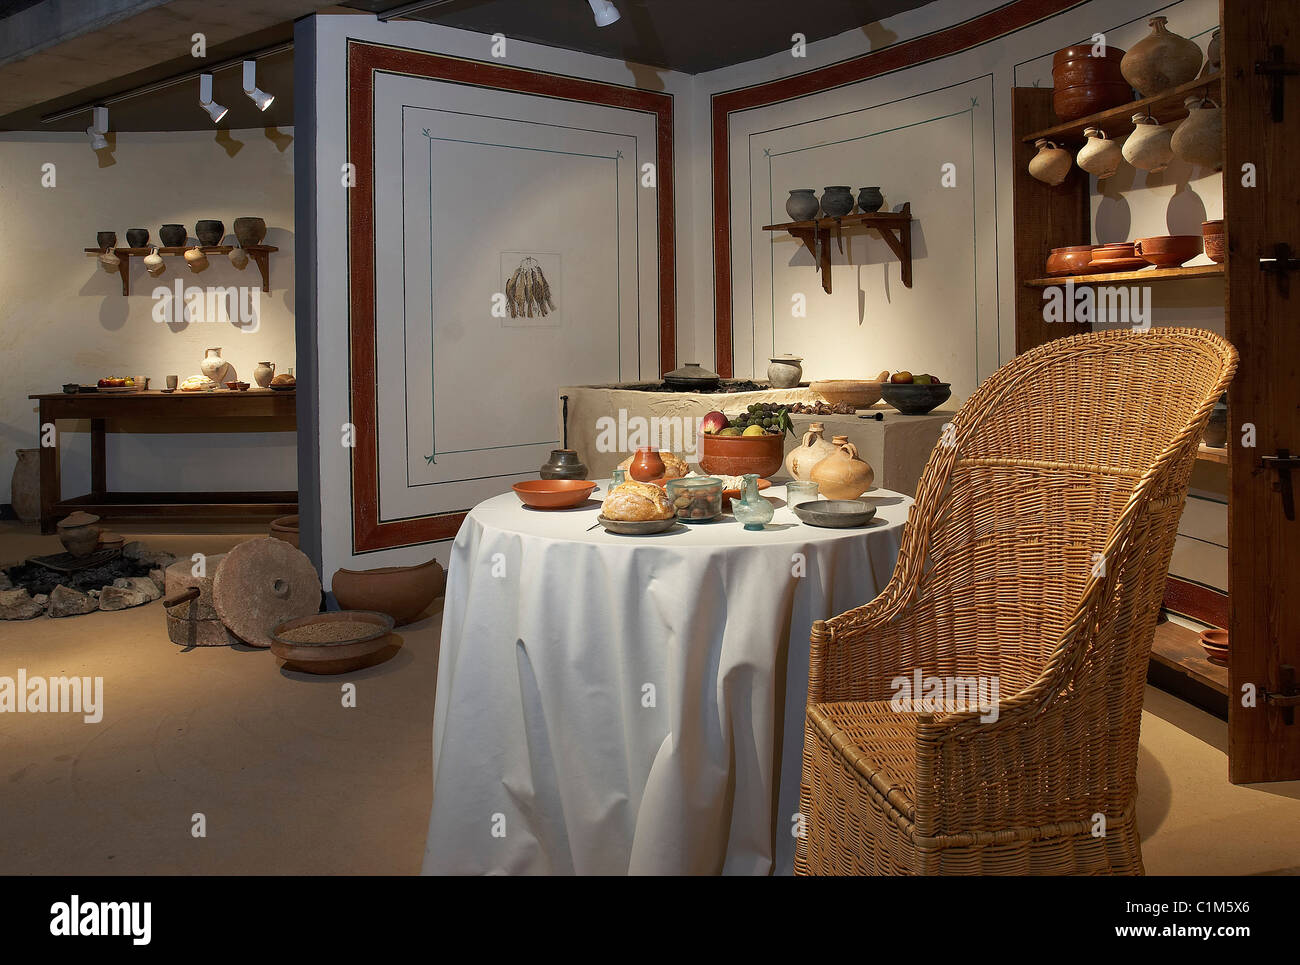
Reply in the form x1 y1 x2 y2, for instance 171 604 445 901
665 476 724 522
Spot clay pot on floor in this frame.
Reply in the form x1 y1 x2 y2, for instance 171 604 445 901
810 437 874 500
331 557 446 626
1029 139 1072 186
57 511 101 557
269 514 299 547
10 448 39 522
1121 16 1204 97
1122 114 1174 172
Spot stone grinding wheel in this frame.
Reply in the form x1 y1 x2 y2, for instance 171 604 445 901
212 538 322 649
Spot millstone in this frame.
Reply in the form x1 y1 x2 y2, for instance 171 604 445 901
212 538 321 649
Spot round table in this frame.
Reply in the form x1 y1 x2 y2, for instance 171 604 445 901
422 482 912 875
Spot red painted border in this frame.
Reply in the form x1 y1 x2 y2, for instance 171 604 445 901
1163 576 1229 629
709 0 1083 376
347 40 676 552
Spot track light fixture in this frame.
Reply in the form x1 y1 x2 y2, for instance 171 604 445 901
242 60 275 111
587 0 620 27
86 105 108 150
199 73 228 124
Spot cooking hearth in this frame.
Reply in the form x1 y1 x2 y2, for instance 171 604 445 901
0 542 179 620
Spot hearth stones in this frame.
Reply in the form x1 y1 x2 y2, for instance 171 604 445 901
0 588 43 620
212 538 321 649
48 584 97 618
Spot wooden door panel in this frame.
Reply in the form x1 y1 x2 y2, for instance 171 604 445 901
1223 0 1300 783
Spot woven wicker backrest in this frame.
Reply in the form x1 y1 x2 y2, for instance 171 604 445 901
900 329 1236 694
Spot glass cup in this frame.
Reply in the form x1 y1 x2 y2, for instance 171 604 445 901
666 476 723 522
165 375 179 390
610 468 627 487
786 480 820 507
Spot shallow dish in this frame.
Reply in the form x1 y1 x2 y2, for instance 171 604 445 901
224 381 250 391
792 499 878 528
809 378 885 409
597 514 679 535
1199 628 1229 662
513 479 597 509
881 381 952 415
1087 256 1149 273
270 610 397 675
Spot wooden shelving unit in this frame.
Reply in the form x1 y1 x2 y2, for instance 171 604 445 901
1148 619 1228 719
1197 443 1229 465
1024 263 1224 287
761 204 913 294
84 244 279 295
1022 73 1222 144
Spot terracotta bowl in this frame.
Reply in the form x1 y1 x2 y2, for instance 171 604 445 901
1046 244 1099 276
1135 234 1202 268
512 479 598 509
809 379 884 408
332 557 445 626
699 432 785 478
1202 220 1225 264
269 514 299 547
1199 628 1229 662
270 610 398 675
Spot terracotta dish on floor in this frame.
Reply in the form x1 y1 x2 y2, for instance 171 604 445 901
269 514 299 547
810 373 887 409
332 557 445 626
271 610 398 674
512 479 597 509
1135 234 1202 268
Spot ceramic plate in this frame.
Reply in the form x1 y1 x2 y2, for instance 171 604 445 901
792 499 877 528
1088 257 1150 273
597 515 679 535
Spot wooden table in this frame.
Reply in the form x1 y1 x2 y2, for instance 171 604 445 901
29 389 297 533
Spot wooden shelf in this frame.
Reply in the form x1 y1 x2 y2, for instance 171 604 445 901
84 244 279 295
1022 73 1222 144
761 204 913 294
1150 619 1228 696
1023 263 1224 287
1197 443 1229 464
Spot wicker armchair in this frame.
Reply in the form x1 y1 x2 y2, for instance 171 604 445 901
796 328 1237 875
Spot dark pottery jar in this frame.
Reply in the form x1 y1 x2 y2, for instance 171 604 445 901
233 216 267 247
96 231 116 249
857 187 884 213
195 220 225 246
159 224 187 247
820 186 854 217
785 189 819 221
539 448 588 480
126 228 149 248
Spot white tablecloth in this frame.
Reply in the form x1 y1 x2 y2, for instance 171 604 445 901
422 483 911 875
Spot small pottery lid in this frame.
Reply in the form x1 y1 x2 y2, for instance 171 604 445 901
58 511 100 528
664 362 720 383
769 353 803 362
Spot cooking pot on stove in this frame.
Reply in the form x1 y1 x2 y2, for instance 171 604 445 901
663 362 721 392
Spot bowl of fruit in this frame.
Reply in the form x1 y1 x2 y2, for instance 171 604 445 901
809 371 888 409
880 371 951 415
698 404 789 477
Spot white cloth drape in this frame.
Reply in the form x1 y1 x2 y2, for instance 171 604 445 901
422 484 910 875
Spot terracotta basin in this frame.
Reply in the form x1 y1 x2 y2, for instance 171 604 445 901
1135 234 1202 268
331 557 445 626
269 514 299 547
270 610 398 674
809 378 885 409
512 479 598 509
1046 244 1099 276
699 432 785 478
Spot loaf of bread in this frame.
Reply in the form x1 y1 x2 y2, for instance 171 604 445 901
601 480 674 521
616 451 689 479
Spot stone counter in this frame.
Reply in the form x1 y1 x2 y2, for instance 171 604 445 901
559 383 951 497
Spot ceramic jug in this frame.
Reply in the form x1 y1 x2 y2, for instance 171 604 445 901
539 448 588 481
785 422 837 480
1076 127 1123 179
184 247 209 273
785 189 819 221
1029 139 1072 186
254 361 276 388
1171 96 1223 170
811 436 875 499
201 348 228 383
629 447 665 482
732 474 775 531
143 248 165 277
228 247 250 269
1121 16 1203 97
1122 114 1173 172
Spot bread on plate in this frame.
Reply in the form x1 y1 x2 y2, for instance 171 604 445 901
601 480 674 521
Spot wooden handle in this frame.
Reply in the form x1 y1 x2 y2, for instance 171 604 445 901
164 586 200 608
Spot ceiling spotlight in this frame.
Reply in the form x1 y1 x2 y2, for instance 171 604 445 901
587 0 620 27
242 60 275 112
86 104 108 150
199 73 228 124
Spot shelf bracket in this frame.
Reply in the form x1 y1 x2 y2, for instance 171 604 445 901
788 225 833 294
1262 449 1300 521
872 218 914 288
1255 46 1300 123
248 248 272 293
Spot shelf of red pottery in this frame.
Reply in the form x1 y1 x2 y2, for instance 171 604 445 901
1023 263 1223 287
1021 73 1222 145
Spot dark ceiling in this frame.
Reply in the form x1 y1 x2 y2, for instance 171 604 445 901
349 0 935 74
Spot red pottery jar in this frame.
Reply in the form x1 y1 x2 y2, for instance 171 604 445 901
1051 44 1132 121
629 447 666 482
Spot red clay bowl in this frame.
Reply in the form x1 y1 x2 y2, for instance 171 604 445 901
699 432 785 478
1199 628 1229 661
332 557 445 626
1135 234 1202 268
512 479 598 509
1046 244 1100 276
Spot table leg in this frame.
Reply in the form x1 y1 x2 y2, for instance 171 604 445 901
38 401 60 533
91 418 106 496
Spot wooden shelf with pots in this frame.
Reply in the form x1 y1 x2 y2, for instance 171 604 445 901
1148 619 1228 719
761 204 913 294
1023 263 1224 287
1021 73 1222 145
84 244 279 296
1197 443 1229 464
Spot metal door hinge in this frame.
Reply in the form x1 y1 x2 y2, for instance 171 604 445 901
1256 46 1300 122
1262 450 1300 520
1260 243 1300 295
1264 666 1299 724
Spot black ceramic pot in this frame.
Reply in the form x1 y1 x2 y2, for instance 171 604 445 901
96 231 116 250
159 224 187 247
195 220 225 246
857 187 884 213
820 186 855 217
126 228 149 248
663 362 721 392
539 449 589 480
233 217 267 247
